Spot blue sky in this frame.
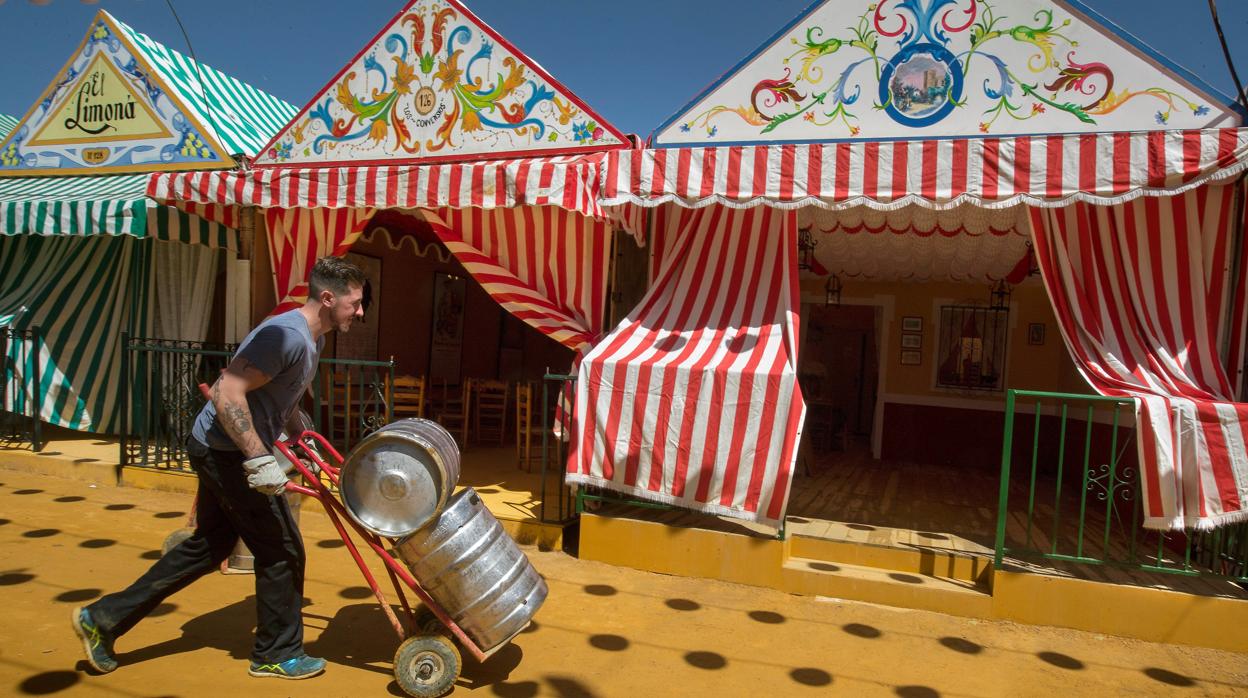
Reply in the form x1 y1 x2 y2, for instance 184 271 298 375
1 0 1245 138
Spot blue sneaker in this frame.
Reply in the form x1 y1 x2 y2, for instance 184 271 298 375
248 654 326 680
71 607 117 674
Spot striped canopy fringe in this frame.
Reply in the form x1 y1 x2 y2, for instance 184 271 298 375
604 128 1248 211
1030 184 1248 530
1 173 237 249
569 204 805 527
146 153 609 220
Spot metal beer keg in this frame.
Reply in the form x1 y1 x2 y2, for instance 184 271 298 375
395 488 547 653
340 419 461 538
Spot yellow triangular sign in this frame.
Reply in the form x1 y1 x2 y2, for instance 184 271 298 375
29 53 171 146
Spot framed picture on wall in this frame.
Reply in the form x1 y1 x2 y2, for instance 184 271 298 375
900 350 922 366
429 272 467 383
1028 323 1046 346
902 316 923 333
901 333 922 349
335 252 382 360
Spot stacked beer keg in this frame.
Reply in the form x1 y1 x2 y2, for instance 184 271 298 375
339 418 548 655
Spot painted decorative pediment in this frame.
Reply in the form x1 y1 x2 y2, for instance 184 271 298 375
0 12 232 176
255 0 627 167
654 0 1242 146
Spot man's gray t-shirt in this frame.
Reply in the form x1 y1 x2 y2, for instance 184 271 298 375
191 310 323 451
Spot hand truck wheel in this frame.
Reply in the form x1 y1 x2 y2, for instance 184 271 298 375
393 633 461 698
161 527 195 556
413 606 443 634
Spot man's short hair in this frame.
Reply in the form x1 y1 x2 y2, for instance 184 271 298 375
308 256 366 299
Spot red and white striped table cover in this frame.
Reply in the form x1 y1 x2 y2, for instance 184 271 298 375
603 128 1248 211
569 204 805 527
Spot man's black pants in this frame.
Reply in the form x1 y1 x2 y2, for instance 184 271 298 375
87 438 306 664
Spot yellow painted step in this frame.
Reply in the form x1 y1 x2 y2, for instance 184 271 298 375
789 534 994 586
782 556 994 619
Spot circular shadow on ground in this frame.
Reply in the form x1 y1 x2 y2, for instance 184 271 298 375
13 489 44 495
684 651 727 670
490 681 540 698
1143 668 1196 687
80 539 116 549
915 532 949 541
55 588 101 603
475 488 500 494
938 637 983 654
665 598 700 611
896 686 940 698
842 623 882 639
748 610 785 624
809 561 840 572
139 550 162 560
316 539 346 549
520 619 540 634
104 503 135 511
888 573 924 584
53 496 85 503
1037 651 1085 670
0 573 35 586
18 670 79 695
339 586 373 600
0 518 9 526
583 584 617 597
588 634 629 651
23 528 60 538
791 668 833 686
148 603 177 617
153 511 185 519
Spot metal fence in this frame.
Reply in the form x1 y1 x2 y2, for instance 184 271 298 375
994 389 1248 583
0 326 43 452
122 335 394 472
538 373 578 524
121 335 236 470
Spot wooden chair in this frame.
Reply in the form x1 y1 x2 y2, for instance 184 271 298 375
320 368 356 447
390 374 426 421
472 379 509 447
433 377 470 446
515 381 546 471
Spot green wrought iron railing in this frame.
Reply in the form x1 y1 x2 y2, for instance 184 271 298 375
0 325 43 452
994 389 1248 583
122 335 394 472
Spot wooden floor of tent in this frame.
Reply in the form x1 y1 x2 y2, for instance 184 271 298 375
588 440 1248 600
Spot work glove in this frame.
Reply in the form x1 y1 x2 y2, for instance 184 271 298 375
242 454 288 496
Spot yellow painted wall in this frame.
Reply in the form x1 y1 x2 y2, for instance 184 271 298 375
797 277 1092 405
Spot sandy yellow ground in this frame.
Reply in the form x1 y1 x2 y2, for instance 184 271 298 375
1 466 1246 697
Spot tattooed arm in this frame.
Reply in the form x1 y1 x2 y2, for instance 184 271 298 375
211 356 274 458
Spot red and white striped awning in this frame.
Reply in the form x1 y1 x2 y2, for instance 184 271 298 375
603 128 1248 211
147 153 608 219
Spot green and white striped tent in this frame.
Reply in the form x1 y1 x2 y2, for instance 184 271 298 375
0 114 16 141
0 11 295 433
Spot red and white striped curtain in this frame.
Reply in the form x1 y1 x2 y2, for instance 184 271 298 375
421 206 610 353
1029 185 1248 530
265 207 376 314
569 204 806 527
